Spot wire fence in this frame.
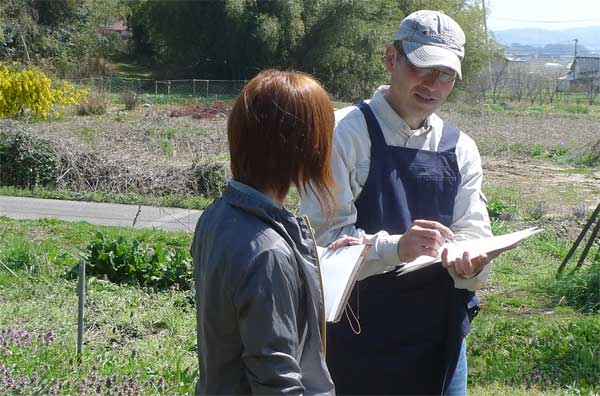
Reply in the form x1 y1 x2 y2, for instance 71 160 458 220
67 77 247 99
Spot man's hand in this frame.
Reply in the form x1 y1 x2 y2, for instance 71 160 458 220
397 220 454 262
441 242 519 279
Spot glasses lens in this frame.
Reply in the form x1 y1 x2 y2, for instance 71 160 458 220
439 71 457 83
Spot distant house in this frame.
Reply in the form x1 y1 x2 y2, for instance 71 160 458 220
558 56 600 92
97 20 130 39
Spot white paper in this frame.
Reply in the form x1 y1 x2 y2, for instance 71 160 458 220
318 244 368 322
396 227 544 276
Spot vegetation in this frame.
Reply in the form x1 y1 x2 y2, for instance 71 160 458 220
0 129 59 189
0 63 86 119
1 210 599 395
0 186 212 210
79 232 193 291
0 0 129 78
1 2 599 395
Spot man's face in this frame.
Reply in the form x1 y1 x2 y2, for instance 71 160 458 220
384 44 456 129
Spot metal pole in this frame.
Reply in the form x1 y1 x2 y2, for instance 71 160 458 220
557 203 600 275
77 259 86 357
482 0 493 91
575 213 600 270
193 79 196 97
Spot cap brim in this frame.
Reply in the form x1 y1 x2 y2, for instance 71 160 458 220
403 42 462 80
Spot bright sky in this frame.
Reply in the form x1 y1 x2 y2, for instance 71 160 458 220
487 0 600 31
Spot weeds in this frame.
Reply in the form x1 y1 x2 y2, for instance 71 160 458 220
487 196 518 222
77 92 110 116
0 186 212 210
79 232 193 290
551 250 600 313
525 200 547 220
573 203 589 220
120 90 139 111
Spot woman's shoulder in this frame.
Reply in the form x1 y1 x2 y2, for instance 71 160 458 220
200 200 294 259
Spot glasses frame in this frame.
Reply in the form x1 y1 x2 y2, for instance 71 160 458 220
393 44 457 84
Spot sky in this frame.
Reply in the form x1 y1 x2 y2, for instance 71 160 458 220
486 0 600 31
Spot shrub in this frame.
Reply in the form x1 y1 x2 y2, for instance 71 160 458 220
76 92 110 115
552 250 600 313
120 90 139 111
0 63 87 120
81 232 193 290
192 162 229 198
572 203 589 219
78 57 115 78
524 200 547 221
487 197 518 222
563 103 589 114
0 129 59 188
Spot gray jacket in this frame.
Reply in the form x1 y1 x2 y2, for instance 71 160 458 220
191 181 334 395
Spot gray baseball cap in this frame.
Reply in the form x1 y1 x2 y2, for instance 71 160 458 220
394 10 466 79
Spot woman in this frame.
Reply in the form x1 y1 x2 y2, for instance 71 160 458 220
191 69 342 395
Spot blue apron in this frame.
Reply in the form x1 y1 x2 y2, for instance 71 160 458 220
326 102 477 395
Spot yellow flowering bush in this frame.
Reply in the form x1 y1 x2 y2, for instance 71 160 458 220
0 63 88 120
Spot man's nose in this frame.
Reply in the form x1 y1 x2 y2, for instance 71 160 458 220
421 70 442 88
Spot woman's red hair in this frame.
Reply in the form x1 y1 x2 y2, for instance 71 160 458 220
228 69 335 215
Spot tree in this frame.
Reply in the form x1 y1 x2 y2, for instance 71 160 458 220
0 0 128 76
127 0 493 99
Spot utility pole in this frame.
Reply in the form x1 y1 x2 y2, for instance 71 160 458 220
482 0 493 90
573 38 578 79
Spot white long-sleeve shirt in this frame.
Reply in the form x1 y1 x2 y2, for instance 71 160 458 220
300 86 493 291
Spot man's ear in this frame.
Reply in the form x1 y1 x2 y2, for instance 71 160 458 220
384 44 396 73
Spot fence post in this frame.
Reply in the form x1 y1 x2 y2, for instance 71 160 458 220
167 81 171 97
77 258 86 359
206 80 209 98
193 79 196 97
155 80 158 95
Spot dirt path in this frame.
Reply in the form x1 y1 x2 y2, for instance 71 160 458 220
483 157 600 215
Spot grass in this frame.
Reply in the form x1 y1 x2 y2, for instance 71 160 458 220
142 94 237 106
2 89 600 394
0 218 196 395
1 214 599 395
0 186 213 210
112 61 154 79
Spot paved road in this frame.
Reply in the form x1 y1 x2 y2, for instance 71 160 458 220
0 196 202 232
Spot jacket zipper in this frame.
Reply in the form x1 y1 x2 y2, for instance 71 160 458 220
303 215 327 356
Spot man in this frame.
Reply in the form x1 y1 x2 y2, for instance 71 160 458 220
301 10 505 396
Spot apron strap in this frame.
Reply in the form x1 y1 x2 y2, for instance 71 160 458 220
439 122 460 153
354 101 386 155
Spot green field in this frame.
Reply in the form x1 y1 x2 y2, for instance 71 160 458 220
1 97 599 395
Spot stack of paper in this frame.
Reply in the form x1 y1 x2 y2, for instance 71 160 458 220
396 227 544 276
318 244 369 323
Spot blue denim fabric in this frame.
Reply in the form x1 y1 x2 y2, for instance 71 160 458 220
446 338 468 396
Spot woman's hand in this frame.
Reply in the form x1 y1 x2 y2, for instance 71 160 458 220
328 236 361 251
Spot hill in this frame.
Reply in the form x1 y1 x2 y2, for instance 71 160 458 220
492 26 600 52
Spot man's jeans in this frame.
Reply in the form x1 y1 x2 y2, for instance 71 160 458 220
446 338 468 396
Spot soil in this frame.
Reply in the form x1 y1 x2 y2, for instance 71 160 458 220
169 101 231 119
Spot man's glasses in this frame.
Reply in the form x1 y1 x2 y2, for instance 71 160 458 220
396 52 457 83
